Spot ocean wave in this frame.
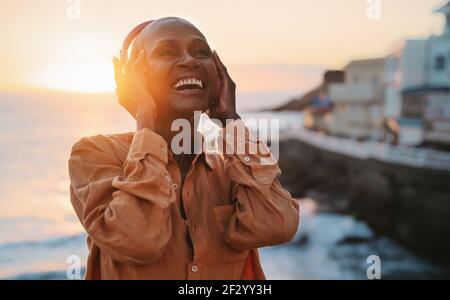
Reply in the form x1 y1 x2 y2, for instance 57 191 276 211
6 268 86 280
0 233 86 252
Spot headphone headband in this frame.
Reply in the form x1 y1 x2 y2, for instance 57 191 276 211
120 20 154 63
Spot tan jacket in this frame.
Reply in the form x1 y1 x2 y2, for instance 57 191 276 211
68 119 300 280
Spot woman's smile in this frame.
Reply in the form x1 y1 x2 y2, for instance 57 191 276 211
172 76 207 97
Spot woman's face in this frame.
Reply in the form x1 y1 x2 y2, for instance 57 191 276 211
138 18 218 118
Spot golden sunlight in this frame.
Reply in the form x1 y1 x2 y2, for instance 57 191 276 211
28 34 116 93
33 59 115 93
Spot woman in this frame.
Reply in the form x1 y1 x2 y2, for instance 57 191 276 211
68 17 300 280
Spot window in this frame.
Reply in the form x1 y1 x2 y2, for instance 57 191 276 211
448 51 450 74
372 75 379 86
435 55 445 71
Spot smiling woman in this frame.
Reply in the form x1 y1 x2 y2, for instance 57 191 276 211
68 16 300 280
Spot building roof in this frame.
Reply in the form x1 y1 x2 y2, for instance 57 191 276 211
436 1 450 14
344 58 385 70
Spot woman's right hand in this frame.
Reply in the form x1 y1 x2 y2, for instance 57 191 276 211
113 49 157 130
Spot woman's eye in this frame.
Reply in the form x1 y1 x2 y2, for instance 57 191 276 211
195 49 211 58
158 49 176 57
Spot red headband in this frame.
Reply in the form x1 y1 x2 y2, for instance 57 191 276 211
120 20 155 63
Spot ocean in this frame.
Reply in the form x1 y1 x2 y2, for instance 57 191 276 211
0 90 448 279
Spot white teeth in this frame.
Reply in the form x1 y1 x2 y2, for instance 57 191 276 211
173 77 203 89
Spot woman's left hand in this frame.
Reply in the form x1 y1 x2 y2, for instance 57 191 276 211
209 51 241 125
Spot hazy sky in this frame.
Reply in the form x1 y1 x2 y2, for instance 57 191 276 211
0 0 446 93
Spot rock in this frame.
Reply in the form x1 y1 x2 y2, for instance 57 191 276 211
348 169 393 233
337 235 373 245
276 137 450 262
297 233 310 246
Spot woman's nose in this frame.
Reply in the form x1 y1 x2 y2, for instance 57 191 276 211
178 53 200 69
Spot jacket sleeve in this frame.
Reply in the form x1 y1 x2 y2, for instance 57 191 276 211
218 119 300 251
68 128 176 265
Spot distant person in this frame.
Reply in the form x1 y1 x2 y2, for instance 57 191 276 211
68 17 299 280
309 91 333 132
382 116 399 145
312 91 333 113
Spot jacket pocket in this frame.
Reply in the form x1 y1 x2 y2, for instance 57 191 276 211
213 204 249 264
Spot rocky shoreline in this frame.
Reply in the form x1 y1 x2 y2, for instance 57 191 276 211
277 139 450 263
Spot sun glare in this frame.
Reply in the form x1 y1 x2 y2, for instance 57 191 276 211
29 34 117 93
33 59 116 93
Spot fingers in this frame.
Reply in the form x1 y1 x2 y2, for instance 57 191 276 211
132 50 146 77
214 52 237 96
213 51 230 80
132 50 148 85
113 56 123 87
213 51 236 92
126 49 145 75
134 49 145 68
212 51 224 78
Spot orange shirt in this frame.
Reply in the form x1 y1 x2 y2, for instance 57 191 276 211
68 119 300 279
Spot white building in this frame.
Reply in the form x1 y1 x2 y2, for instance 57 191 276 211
328 58 385 140
384 1 450 146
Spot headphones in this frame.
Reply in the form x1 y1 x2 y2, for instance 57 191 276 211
120 20 154 65
120 20 222 104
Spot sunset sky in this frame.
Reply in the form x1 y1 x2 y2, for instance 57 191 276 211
0 0 446 93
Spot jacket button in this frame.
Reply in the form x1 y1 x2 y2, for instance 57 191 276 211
191 265 198 272
173 183 179 190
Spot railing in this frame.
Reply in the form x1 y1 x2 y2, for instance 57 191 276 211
240 111 450 171
281 128 450 171
328 82 380 103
